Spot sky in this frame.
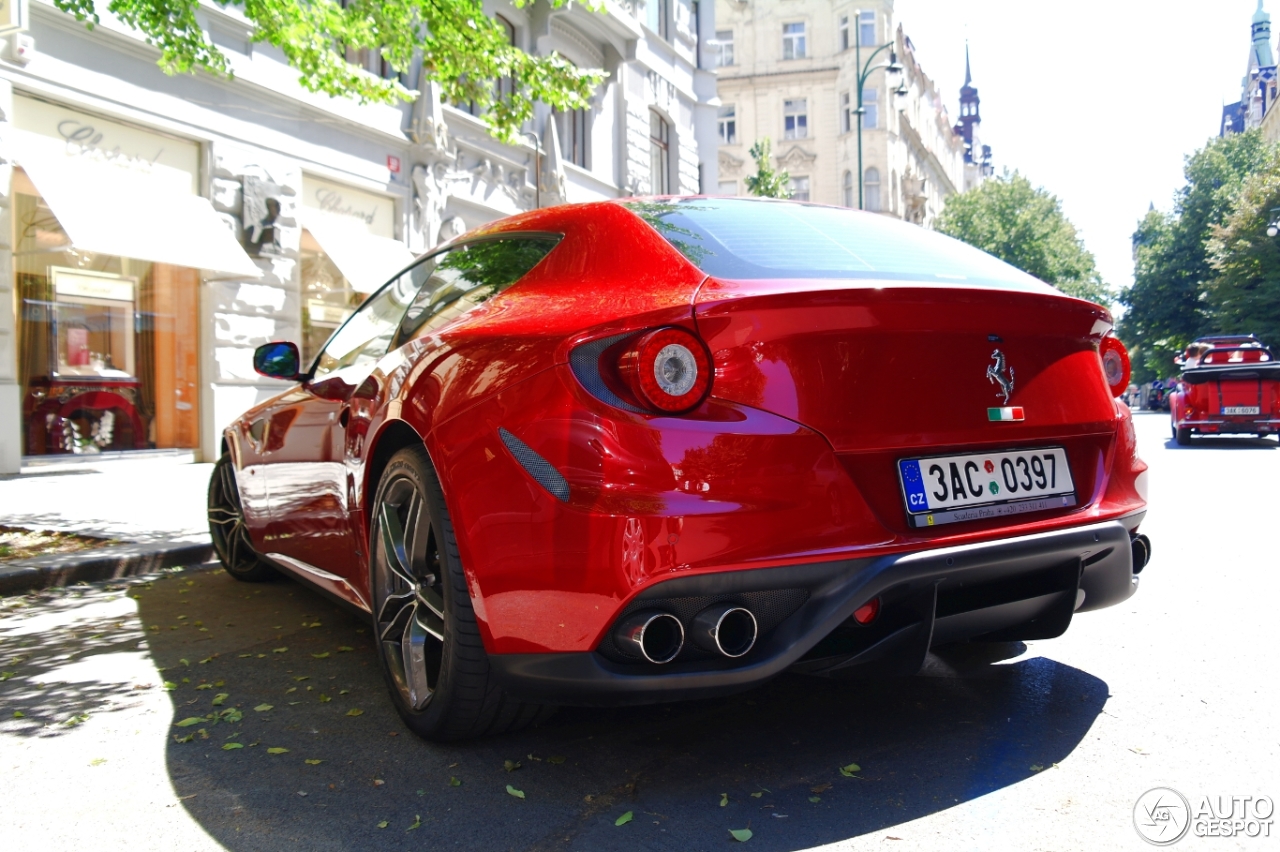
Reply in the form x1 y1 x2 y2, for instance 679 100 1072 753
893 0 1261 293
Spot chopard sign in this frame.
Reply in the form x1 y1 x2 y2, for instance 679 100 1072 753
56 119 164 172
312 188 378 226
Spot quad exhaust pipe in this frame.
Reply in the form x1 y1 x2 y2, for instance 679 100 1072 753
1131 534 1151 574
614 611 685 664
691 603 758 658
613 604 759 663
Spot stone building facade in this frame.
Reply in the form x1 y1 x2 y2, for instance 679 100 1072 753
0 0 717 474
712 0 984 225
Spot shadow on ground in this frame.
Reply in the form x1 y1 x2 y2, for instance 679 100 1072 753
2 567 1108 851
1163 435 1278 450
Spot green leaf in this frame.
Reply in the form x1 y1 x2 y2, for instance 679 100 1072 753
273 647 288 654
222 742 243 750
406 815 421 831
506 784 525 799
750 792 763 798
195 683 212 690
211 693 228 706
179 658 189 666
175 717 203 727
503 759 521 772
376 820 388 829
1030 764 1045 772
720 793 729 807
729 828 753 842
547 755 566 765
312 652 330 659
162 681 176 691
809 796 822 803
267 747 289 754
221 708 243 722
615 811 633 826
839 762 861 777
346 708 364 717
318 694 331 703
173 733 193 743
305 759 323 765
0 672 14 681
338 646 354 652
293 676 309 682
449 777 461 787
308 622 322 628
254 704 273 712
13 710 25 719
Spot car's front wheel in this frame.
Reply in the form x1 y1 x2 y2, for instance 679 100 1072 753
207 454 279 582
370 445 550 741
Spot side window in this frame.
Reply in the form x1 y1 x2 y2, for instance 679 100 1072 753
311 269 420 378
395 236 560 344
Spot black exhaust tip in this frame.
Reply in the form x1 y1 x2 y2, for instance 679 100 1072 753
1131 534 1151 574
613 611 684 664
691 604 758 658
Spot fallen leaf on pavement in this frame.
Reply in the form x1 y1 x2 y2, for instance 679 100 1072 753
839 763 861 777
273 648 288 654
175 717 203 727
548 755 566 765
449 777 461 787
346 709 364 717
267 748 289 754
751 792 763 799
211 693 228 706
729 828 753 842
254 704 273 712
338 646 354 652
720 793 729 807
809 796 821 803
222 743 243 750
406 815 421 831
376 821 388 829
615 811 634 826
306 759 323 765
195 684 213 691
312 652 330 659
1030 764 1044 772
506 785 525 799
503 760 521 772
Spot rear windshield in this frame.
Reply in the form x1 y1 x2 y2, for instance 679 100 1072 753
625 198 1049 290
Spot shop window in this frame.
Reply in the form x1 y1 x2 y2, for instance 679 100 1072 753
300 228 364 366
15 175 200 455
311 271 419 379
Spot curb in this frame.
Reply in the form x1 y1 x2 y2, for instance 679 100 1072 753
0 538 217 595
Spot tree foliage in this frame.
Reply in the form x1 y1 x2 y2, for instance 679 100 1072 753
933 171 1109 304
1204 157 1280 347
52 0 603 143
744 139 791 199
1119 130 1275 382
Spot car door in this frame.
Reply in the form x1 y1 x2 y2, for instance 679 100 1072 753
258 262 429 584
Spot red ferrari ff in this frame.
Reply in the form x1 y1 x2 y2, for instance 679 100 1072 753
209 198 1151 741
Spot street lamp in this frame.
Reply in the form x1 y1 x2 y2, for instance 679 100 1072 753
853 9 905 210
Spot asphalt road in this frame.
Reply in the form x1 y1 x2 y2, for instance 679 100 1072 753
1 411 1276 852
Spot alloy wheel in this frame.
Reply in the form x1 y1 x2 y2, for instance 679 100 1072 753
208 459 259 573
373 476 446 712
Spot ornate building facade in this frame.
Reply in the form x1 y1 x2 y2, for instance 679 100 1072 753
0 0 717 473
1227 1 1280 141
712 0 988 225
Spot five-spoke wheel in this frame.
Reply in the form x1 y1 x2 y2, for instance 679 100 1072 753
208 454 278 582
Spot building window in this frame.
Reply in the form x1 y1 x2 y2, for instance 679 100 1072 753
859 10 876 46
717 105 737 144
782 22 806 60
647 0 669 40
839 15 849 51
840 91 852 133
556 107 589 169
715 29 734 66
864 87 879 130
496 15 517 102
649 110 671 194
789 176 810 202
783 98 808 140
718 180 737 196
865 167 882 212
843 170 853 207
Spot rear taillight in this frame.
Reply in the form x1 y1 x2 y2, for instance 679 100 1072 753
618 327 712 413
1100 335 1131 398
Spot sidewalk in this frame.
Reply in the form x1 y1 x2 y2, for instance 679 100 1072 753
0 456 215 593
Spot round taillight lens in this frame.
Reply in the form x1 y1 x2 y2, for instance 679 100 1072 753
1100 335 1131 398
620 327 713 413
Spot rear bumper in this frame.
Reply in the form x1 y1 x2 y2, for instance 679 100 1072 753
488 517 1143 705
1182 418 1280 432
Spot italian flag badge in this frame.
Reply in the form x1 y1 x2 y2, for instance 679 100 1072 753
987 407 1025 422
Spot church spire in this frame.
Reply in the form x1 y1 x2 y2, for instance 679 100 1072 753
964 43 972 87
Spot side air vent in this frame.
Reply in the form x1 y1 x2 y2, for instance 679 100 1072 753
568 332 646 413
498 427 570 502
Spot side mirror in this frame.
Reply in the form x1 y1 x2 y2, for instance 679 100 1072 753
253 341 301 380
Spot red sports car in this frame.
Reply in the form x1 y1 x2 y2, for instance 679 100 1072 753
209 198 1151 741
1168 335 1280 444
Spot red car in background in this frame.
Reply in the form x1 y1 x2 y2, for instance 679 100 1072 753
209 198 1151 741
1169 335 1280 444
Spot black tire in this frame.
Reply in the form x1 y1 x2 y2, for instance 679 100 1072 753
207 454 279 582
369 446 551 741
1175 426 1192 446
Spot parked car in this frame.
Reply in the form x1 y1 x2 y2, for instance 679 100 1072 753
1169 335 1280 444
209 198 1151 741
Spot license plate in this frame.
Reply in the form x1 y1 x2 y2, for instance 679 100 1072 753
898 447 1076 528
1222 406 1260 415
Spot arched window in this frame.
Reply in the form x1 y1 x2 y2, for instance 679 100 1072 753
553 58 590 169
864 167 881 212
843 170 853 207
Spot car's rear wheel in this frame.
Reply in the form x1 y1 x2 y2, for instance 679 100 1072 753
207 454 279 582
1174 426 1192 445
370 446 550 741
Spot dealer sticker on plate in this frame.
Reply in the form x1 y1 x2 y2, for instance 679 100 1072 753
898 447 1076 528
